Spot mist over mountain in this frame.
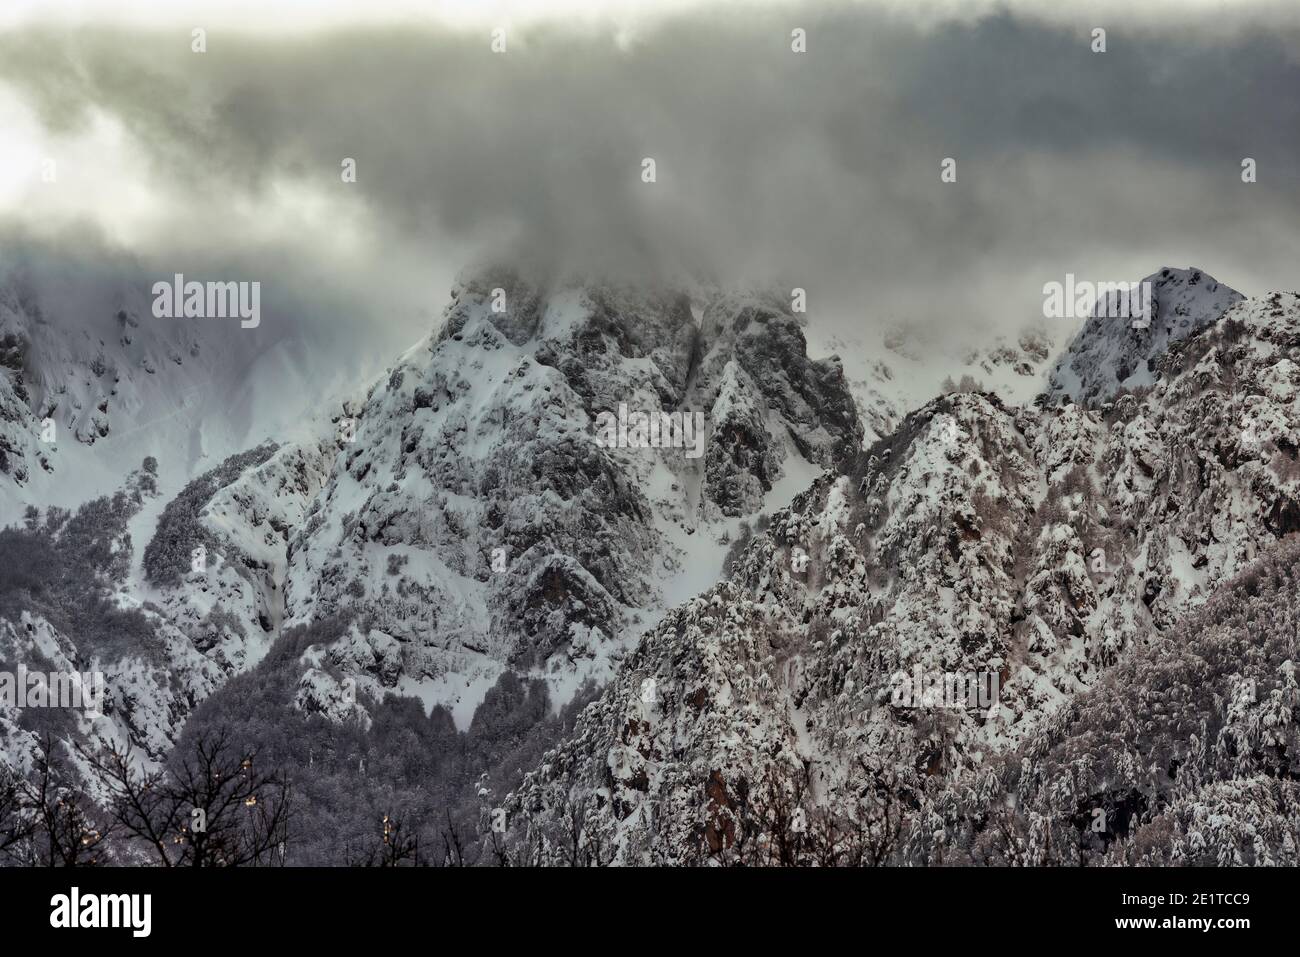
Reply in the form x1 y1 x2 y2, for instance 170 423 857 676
3 249 1298 870
2 0 1299 883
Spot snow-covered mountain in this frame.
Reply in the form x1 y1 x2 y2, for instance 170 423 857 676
2 263 864 776
498 285 1300 865
5 254 1298 868
0 433 337 774
807 318 1062 445
0 256 342 516
0 254 358 769
1045 267 1243 406
283 269 861 726
805 267 1242 447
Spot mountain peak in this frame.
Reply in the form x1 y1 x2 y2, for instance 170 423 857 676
1044 266 1243 406
283 272 860 725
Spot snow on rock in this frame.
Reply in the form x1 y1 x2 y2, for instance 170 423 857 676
144 437 336 676
1045 267 1243 406
0 428 336 773
281 268 862 725
807 318 1063 447
500 287 1300 865
0 253 348 523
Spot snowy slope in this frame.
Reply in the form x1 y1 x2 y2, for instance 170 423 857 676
1045 267 1243 406
283 269 862 727
806 319 1061 445
499 286 1300 865
7 246 1292 867
0 257 348 521
0 431 338 778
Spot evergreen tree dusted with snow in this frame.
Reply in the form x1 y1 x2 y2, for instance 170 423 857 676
914 534 1300 866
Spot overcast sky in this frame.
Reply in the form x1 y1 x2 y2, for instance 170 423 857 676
1 0 1298 364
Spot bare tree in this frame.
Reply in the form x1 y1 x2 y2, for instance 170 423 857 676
343 812 423 866
79 729 290 867
485 825 513 867
74 738 178 865
20 735 115 866
0 766 36 864
440 809 464 867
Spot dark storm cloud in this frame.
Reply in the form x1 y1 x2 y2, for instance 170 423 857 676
1 2 1299 338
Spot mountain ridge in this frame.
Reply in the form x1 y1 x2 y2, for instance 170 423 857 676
495 285 1300 865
